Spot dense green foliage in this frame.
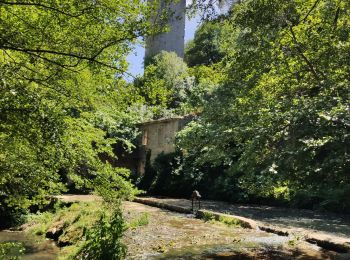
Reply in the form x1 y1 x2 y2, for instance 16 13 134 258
133 51 195 118
0 0 157 214
0 242 25 259
75 208 126 260
178 0 350 211
138 152 249 202
2 1 350 258
26 200 126 259
185 20 225 67
133 50 226 119
139 0 350 213
0 4 163 259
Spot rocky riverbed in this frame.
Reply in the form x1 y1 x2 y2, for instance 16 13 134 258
2 198 349 259
122 201 345 259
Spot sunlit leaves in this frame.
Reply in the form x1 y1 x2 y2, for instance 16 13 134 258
0 0 151 211
179 0 350 204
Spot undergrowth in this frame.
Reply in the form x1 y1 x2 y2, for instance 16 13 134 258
0 242 25 260
128 213 150 229
201 211 250 228
26 200 150 259
26 201 111 259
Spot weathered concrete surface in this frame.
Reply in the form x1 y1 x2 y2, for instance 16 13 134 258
134 198 257 229
137 116 192 174
139 117 184 162
145 0 186 58
134 197 350 253
134 197 192 214
196 209 258 229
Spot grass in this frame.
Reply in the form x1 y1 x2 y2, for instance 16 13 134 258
28 202 102 237
128 213 150 229
217 215 247 227
200 211 250 228
26 201 104 259
25 201 151 259
287 235 301 247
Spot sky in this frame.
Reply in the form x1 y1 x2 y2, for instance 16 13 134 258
125 15 202 80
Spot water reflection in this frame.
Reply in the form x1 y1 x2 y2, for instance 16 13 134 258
0 231 58 260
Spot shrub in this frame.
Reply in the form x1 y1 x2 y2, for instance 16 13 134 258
0 242 25 260
128 213 150 229
74 208 126 260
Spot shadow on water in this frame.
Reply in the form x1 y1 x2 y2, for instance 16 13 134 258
0 231 59 260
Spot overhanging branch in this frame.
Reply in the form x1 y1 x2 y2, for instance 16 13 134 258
0 1 93 18
1 44 136 78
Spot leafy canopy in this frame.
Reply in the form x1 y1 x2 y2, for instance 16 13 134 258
185 19 226 67
134 51 194 118
0 0 158 211
177 0 350 210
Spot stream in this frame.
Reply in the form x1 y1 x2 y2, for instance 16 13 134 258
122 202 344 260
0 231 59 259
1 199 348 259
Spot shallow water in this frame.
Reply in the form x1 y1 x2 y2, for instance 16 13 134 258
151 243 329 260
123 201 341 260
244 232 290 246
127 227 328 259
0 231 59 260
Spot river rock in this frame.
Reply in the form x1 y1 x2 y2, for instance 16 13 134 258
46 221 65 240
57 237 73 247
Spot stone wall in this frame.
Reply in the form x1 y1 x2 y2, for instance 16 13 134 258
137 116 191 174
111 116 192 175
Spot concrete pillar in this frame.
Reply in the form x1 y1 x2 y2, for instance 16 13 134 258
145 0 186 59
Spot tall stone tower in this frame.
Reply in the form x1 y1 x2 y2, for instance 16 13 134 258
145 0 186 59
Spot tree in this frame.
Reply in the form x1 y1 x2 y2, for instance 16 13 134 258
134 51 192 117
185 20 226 67
187 0 238 20
178 0 350 211
0 0 156 215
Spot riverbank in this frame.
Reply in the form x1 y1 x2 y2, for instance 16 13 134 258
1 198 349 259
134 197 350 253
0 230 59 259
122 201 342 259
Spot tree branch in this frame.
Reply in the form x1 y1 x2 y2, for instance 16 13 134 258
289 26 326 82
1 44 136 78
301 0 321 23
333 6 340 30
2 49 72 97
0 1 93 18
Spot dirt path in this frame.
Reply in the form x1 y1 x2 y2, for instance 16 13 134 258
55 194 100 202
